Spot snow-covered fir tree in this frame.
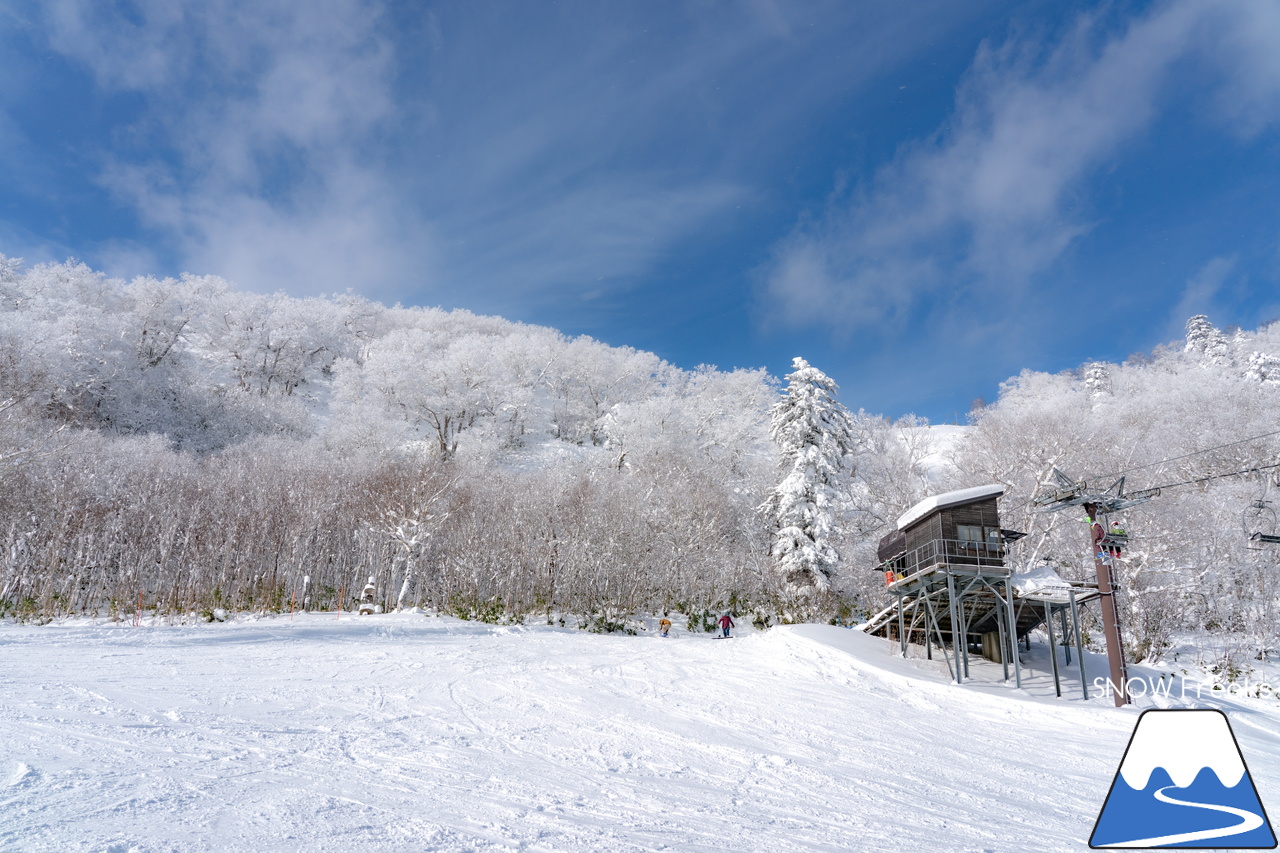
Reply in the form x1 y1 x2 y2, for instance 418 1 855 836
1082 362 1112 398
1185 314 1231 367
761 357 857 593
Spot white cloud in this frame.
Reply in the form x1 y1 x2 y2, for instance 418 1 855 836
43 1 189 92
95 154 435 301
177 173 438 304
443 178 747 301
1167 255 1236 337
39 0 416 296
22 0 1023 315
762 0 1280 333
1208 2 1280 138
34 0 756 304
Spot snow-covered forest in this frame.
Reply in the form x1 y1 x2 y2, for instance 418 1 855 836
2 255 1279 666
0 256 800 625
951 315 1280 670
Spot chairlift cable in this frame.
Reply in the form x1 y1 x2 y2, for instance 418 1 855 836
1004 459 1280 518
1142 459 1280 493
1078 427 1280 485
1000 430 1280 516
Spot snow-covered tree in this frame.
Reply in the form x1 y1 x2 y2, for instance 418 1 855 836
1244 351 1280 385
366 465 451 610
1185 314 1231 368
761 357 857 593
1082 362 1112 398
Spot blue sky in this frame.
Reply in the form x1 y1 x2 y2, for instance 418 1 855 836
2 0 1280 422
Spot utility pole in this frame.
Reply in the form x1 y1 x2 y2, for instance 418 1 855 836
1085 502 1129 707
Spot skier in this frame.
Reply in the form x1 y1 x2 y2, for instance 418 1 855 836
1088 515 1108 562
1107 521 1126 559
717 612 735 638
658 616 672 637
357 577 378 616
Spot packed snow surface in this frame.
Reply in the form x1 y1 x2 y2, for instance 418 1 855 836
3 614 1279 852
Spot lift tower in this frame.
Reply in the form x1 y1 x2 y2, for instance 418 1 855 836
1034 469 1158 707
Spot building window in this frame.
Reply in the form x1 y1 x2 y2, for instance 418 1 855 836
958 524 1000 553
957 525 983 549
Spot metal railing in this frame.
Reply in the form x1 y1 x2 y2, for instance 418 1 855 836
890 537 1008 578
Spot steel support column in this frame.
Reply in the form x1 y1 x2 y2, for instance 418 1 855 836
1045 600 1061 697
897 589 907 656
1060 607 1072 666
947 571 962 684
1003 579 1022 689
922 590 955 682
1069 589 1088 700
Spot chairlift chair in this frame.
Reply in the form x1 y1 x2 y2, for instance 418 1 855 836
1243 470 1280 547
1101 529 1131 551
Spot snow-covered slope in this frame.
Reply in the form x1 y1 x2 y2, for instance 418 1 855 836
2 615 1278 852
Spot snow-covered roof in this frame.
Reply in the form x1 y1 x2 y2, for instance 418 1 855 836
896 484 1005 531
1009 565 1072 601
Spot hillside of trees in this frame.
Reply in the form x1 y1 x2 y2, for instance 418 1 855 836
2 255 1279 669
0 256 825 628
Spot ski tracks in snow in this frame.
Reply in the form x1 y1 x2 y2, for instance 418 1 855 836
0 616 1247 851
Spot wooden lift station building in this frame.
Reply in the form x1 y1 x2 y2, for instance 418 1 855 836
863 484 1099 696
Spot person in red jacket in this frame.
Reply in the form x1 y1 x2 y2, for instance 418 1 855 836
718 612 735 638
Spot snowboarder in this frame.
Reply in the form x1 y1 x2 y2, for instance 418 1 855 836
717 612 735 638
658 616 672 637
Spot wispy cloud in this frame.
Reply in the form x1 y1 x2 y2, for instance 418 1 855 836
38 0 419 294
22 0 1003 313
1208 2 1280 138
1167 255 1237 338
393 1 999 315
443 178 747 303
32 0 767 302
761 0 1280 334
